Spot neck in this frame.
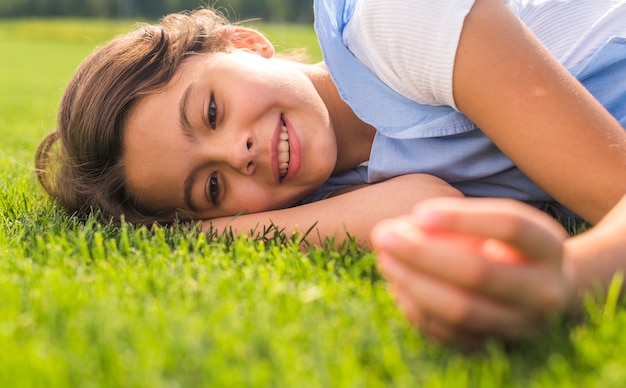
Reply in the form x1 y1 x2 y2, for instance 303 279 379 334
301 62 376 173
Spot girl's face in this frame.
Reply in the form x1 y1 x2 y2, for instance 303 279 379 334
123 50 337 220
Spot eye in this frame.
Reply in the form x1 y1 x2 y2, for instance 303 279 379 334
207 93 218 129
206 171 220 205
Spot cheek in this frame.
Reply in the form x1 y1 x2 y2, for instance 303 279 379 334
250 194 275 211
236 184 309 214
230 185 280 213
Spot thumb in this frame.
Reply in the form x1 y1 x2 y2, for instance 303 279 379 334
412 197 567 265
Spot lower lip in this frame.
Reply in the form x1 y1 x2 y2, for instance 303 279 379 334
280 116 301 183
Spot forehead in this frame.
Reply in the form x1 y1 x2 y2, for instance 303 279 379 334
122 63 199 212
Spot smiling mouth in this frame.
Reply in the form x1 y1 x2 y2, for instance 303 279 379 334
278 117 290 180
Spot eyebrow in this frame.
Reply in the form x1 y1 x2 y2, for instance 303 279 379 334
179 82 195 138
183 166 201 213
180 82 200 212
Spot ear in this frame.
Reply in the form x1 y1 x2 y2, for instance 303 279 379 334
232 27 275 58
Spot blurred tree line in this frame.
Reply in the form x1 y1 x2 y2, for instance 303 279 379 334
0 0 314 22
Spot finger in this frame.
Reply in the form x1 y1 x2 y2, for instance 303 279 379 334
389 269 540 348
424 316 492 350
388 280 424 326
390 282 488 348
411 197 567 263
375 217 567 310
374 219 491 287
381 255 541 340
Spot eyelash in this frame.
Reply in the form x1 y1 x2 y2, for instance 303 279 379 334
205 94 219 206
207 93 217 129
206 172 220 205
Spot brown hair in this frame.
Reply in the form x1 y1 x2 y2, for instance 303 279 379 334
35 8 238 224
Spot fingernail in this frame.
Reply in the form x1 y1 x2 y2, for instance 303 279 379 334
377 253 402 280
376 252 391 276
415 209 439 229
394 289 411 313
371 227 398 251
395 290 422 328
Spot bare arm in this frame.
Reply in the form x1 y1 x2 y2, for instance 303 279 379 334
565 194 626 310
453 0 626 223
203 174 462 246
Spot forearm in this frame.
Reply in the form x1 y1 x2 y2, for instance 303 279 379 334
205 199 370 246
203 174 462 246
564 195 626 314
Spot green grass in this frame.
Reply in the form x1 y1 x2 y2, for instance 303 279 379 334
2 18 626 387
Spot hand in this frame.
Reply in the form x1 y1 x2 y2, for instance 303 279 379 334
370 197 572 347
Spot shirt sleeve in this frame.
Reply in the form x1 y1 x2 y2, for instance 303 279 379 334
342 0 476 110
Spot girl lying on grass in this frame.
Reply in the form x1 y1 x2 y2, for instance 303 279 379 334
36 0 626 345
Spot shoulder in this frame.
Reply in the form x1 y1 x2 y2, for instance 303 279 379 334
343 0 476 108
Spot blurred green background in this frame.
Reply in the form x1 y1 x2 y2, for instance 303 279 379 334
0 0 314 22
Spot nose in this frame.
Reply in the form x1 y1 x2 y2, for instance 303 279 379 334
204 132 256 175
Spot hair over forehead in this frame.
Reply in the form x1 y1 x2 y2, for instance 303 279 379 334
36 7 238 225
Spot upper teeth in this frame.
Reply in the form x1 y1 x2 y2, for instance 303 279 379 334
278 122 290 178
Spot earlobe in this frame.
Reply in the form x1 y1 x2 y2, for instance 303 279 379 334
232 27 275 58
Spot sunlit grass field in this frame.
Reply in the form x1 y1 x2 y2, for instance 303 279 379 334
2 18 626 387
